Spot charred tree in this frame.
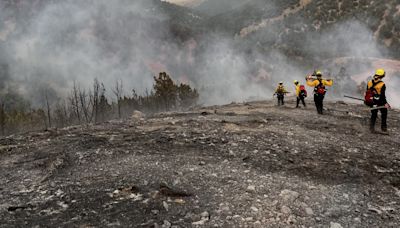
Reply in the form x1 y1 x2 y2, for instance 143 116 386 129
98 83 110 122
112 79 123 119
44 91 52 128
54 101 68 128
69 81 81 124
92 79 100 123
79 88 93 124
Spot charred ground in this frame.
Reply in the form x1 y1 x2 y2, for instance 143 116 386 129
0 99 400 227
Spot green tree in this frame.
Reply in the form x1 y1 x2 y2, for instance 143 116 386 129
154 72 178 111
177 83 199 109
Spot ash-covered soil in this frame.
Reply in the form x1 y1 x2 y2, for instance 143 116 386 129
1 99 400 228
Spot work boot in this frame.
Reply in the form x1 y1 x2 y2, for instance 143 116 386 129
370 125 376 133
381 127 389 135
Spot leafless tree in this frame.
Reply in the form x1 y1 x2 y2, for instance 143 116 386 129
79 88 93 124
69 81 81 124
44 90 52 128
98 83 109 122
112 79 123 118
39 108 48 130
54 100 68 128
92 79 100 123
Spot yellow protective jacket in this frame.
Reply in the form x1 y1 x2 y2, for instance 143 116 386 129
275 85 288 94
306 79 333 87
367 79 385 95
367 79 387 105
295 84 301 96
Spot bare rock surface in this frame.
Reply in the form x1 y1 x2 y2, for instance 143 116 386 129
1 100 400 227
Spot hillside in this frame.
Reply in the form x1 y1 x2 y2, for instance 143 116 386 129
1 99 400 227
194 0 250 17
1 3 399 228
2 0 400 67
0 0 203 42
201 0 400 59
201 0 298 35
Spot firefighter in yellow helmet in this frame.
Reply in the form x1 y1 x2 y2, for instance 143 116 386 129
306 71 333 114
366 69 391 133
274 81 288 106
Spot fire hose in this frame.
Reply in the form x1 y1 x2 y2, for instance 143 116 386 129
344 95 391 111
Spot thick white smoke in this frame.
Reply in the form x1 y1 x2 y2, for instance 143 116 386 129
0 0 398 108
2 0 172 105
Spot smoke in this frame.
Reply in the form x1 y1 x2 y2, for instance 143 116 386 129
0 0 276 107
193 36 269 104
1 0 175 106
387 72 400 106
307 20 400 107
0 0 398 108
308 20 385 59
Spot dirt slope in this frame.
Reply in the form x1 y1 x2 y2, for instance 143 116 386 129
1 99 400 227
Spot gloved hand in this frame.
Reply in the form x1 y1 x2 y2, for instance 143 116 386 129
385 103 391 109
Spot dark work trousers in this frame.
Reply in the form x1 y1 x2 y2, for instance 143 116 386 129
314 94 324 114
277 94 284 106
371 108 388 131
296 96 306 108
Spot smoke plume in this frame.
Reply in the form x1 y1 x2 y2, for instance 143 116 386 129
0 0 399 108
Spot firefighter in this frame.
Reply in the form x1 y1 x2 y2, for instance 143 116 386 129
274 81 288 106
294 80 307 108
306 71 333 114
366 69 391 133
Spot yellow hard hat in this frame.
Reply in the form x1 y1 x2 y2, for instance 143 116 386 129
294 80 299 84
315 70 322 76
375 68 385 77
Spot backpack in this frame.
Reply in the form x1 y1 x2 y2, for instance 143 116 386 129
299 85 307 97
364 81 382 106
314 80 326 95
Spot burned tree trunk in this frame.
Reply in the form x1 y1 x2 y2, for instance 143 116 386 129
69 81 81 124
112 79 123 119
79 88 93 124
44 92 52 128
92 79 100 123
